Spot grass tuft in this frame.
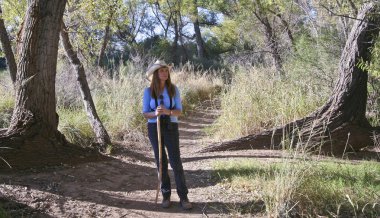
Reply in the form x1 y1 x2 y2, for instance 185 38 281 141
213 159 380 217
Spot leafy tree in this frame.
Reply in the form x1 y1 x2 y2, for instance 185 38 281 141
65 0 137 69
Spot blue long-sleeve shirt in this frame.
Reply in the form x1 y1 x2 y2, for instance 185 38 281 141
142 86 182 123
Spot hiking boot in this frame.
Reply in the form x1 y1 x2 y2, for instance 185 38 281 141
180 198 193 210
162 197 171 208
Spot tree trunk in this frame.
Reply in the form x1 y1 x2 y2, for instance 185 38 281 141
256 13 284 75
97 19 111 69
192 0 207 59
347 0 358 15
172 15 180 65
202 3 379 155
178 11 189 62
276 14 296 50
267 8 296 50
193 18 207 59
60 22 111 149
0 5 17 84
0 0 70 169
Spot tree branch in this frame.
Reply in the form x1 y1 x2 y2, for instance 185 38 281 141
320 4 364 21
347 0 358 15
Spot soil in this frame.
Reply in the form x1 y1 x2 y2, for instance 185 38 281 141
0 100 379 217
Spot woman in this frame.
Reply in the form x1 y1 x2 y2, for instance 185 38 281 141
142 60 192 210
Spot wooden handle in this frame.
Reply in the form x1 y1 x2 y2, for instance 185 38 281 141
155 117 163 205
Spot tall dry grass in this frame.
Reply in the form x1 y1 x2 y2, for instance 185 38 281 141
172 62 223 114
209 65 335 140
56 60 222 146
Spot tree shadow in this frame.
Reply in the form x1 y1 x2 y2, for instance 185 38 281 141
343 147 380 161
182 153 284 163
0 155 232 215
0 197 53 218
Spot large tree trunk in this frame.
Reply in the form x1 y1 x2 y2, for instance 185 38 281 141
0 0 67 167
0 5 17 84
7 0 66 136
0 0 103 170
202 3 379 155
60 22 111 149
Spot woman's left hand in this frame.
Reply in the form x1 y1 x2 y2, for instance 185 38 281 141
156 105 170 116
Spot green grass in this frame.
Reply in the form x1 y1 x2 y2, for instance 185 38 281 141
0 205 8 218
58 108 95 147
92 71 147 140
213 159 380 217
0 73 14 128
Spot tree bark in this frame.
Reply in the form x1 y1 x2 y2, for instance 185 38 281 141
254 12 284 75
97 19 111 68
178 10 189 62
60 22 111 149
172 14 180 65
193 18 206 58
192 0 207 59
0 5 17 84
267 8 296 50
276 14 296 50
347 0 358 16
0 0 70 169
202 3 379 155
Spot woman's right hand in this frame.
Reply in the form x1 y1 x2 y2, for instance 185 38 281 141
155 109 161 116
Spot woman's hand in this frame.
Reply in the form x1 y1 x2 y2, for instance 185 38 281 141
155 105 170 116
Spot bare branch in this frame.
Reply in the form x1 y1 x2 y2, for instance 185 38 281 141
320 4 364 21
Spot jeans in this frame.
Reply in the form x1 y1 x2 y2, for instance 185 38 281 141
148 122 189 200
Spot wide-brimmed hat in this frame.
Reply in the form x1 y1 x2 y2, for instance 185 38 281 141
145 60 171 81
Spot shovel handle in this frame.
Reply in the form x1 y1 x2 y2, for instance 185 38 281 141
155 116 163 205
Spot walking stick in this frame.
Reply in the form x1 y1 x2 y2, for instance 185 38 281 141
155 114 163 205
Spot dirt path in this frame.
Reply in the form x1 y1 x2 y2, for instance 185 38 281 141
2 99 378 217
0 100 278 217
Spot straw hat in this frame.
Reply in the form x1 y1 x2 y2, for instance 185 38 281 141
145 60 172 81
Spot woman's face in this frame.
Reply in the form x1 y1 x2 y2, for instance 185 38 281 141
158 67 169 82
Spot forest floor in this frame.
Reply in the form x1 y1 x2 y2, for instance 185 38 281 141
1 100 379 217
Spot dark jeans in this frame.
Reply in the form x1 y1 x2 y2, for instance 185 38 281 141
148 122 189 200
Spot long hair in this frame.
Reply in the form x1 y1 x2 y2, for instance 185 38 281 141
150 67 176 99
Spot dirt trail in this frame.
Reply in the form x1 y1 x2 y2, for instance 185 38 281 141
0 100 280 217
2 99 378 217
